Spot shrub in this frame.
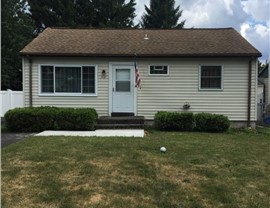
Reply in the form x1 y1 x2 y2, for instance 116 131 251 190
4 106 58 132
4 107 98 132
195 112 230 132
54 108 98 131
154 111 195 131
154 111 230 132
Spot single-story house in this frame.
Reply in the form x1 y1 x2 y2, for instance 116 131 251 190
20 27 261 127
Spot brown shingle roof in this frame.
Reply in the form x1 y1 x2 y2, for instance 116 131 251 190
20 27 261 57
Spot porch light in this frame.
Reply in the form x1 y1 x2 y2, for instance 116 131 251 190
144 34 149 40
102 70 106 78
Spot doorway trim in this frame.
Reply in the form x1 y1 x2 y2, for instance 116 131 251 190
109 62 137 116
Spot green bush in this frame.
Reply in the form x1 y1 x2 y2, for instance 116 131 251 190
154 111 195 131
4 106 58 132
4 107 98 132
195 112 230 132
54 108 98 131
154 111 230 132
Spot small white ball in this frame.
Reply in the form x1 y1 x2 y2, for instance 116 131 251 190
160 147 166 153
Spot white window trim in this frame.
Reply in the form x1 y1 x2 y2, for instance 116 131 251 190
148 64 169 76
39 64 98 96
198 65 223 91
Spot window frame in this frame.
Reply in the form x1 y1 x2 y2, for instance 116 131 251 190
198 65 223 91
39 64 98 96
148 64 169 76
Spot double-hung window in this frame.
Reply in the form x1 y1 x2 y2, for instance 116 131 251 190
199 65 223 90
40 65 97 95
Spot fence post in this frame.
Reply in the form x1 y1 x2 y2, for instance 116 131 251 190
0 92 2 117
7 89 12 110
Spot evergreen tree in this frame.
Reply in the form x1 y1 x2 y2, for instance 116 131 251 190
1 0 35 90
92 0 136 28
141 0 185 28
28 0 79 33
258 60 267 74
75 0 94 27
28 0 136 32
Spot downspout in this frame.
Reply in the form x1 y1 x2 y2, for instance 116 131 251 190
247 58 253 127
29 57 33 107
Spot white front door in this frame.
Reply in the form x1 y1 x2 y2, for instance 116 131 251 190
112 65 135 113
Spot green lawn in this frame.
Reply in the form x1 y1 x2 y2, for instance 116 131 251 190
2 128 270 208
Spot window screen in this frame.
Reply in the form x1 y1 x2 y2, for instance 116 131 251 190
200 66 222 89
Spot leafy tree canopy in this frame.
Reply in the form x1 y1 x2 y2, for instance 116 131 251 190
140 0 185 29
1 0 35 90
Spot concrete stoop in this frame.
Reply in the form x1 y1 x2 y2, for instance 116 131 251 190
96 116 145 129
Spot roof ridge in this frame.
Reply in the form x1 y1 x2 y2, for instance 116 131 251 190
47 27 234 31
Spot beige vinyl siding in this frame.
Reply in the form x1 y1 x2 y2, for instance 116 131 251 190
23 57 28 106
23 57 257 121
23 57 109 116
136 58 257 121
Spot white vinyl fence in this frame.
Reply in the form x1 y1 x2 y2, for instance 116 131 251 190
0 89 24 117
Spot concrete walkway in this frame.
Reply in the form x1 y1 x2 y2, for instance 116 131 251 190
35 129 144 137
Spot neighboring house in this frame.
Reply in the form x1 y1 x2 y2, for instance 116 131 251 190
258 63 269 105
20 28 261 127
257 80 264 104
257 80 265 121
258 63 270 123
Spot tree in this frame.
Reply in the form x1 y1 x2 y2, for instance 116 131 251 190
27 0 136 32
258 60 267 74
92 0 136 28
1 0 35 90
27 0 80 33
140 0 185 29
75 0 94 27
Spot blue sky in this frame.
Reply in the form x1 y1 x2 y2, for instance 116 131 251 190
134 0 270 62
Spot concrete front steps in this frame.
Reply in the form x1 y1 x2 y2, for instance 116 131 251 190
96 116 145 129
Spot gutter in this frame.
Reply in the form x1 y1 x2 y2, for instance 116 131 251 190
247 58 253 127
19 52 262 58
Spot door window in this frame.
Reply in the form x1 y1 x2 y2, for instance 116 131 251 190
115 69 130 92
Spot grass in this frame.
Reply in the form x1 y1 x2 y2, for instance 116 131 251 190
2 128 270 208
